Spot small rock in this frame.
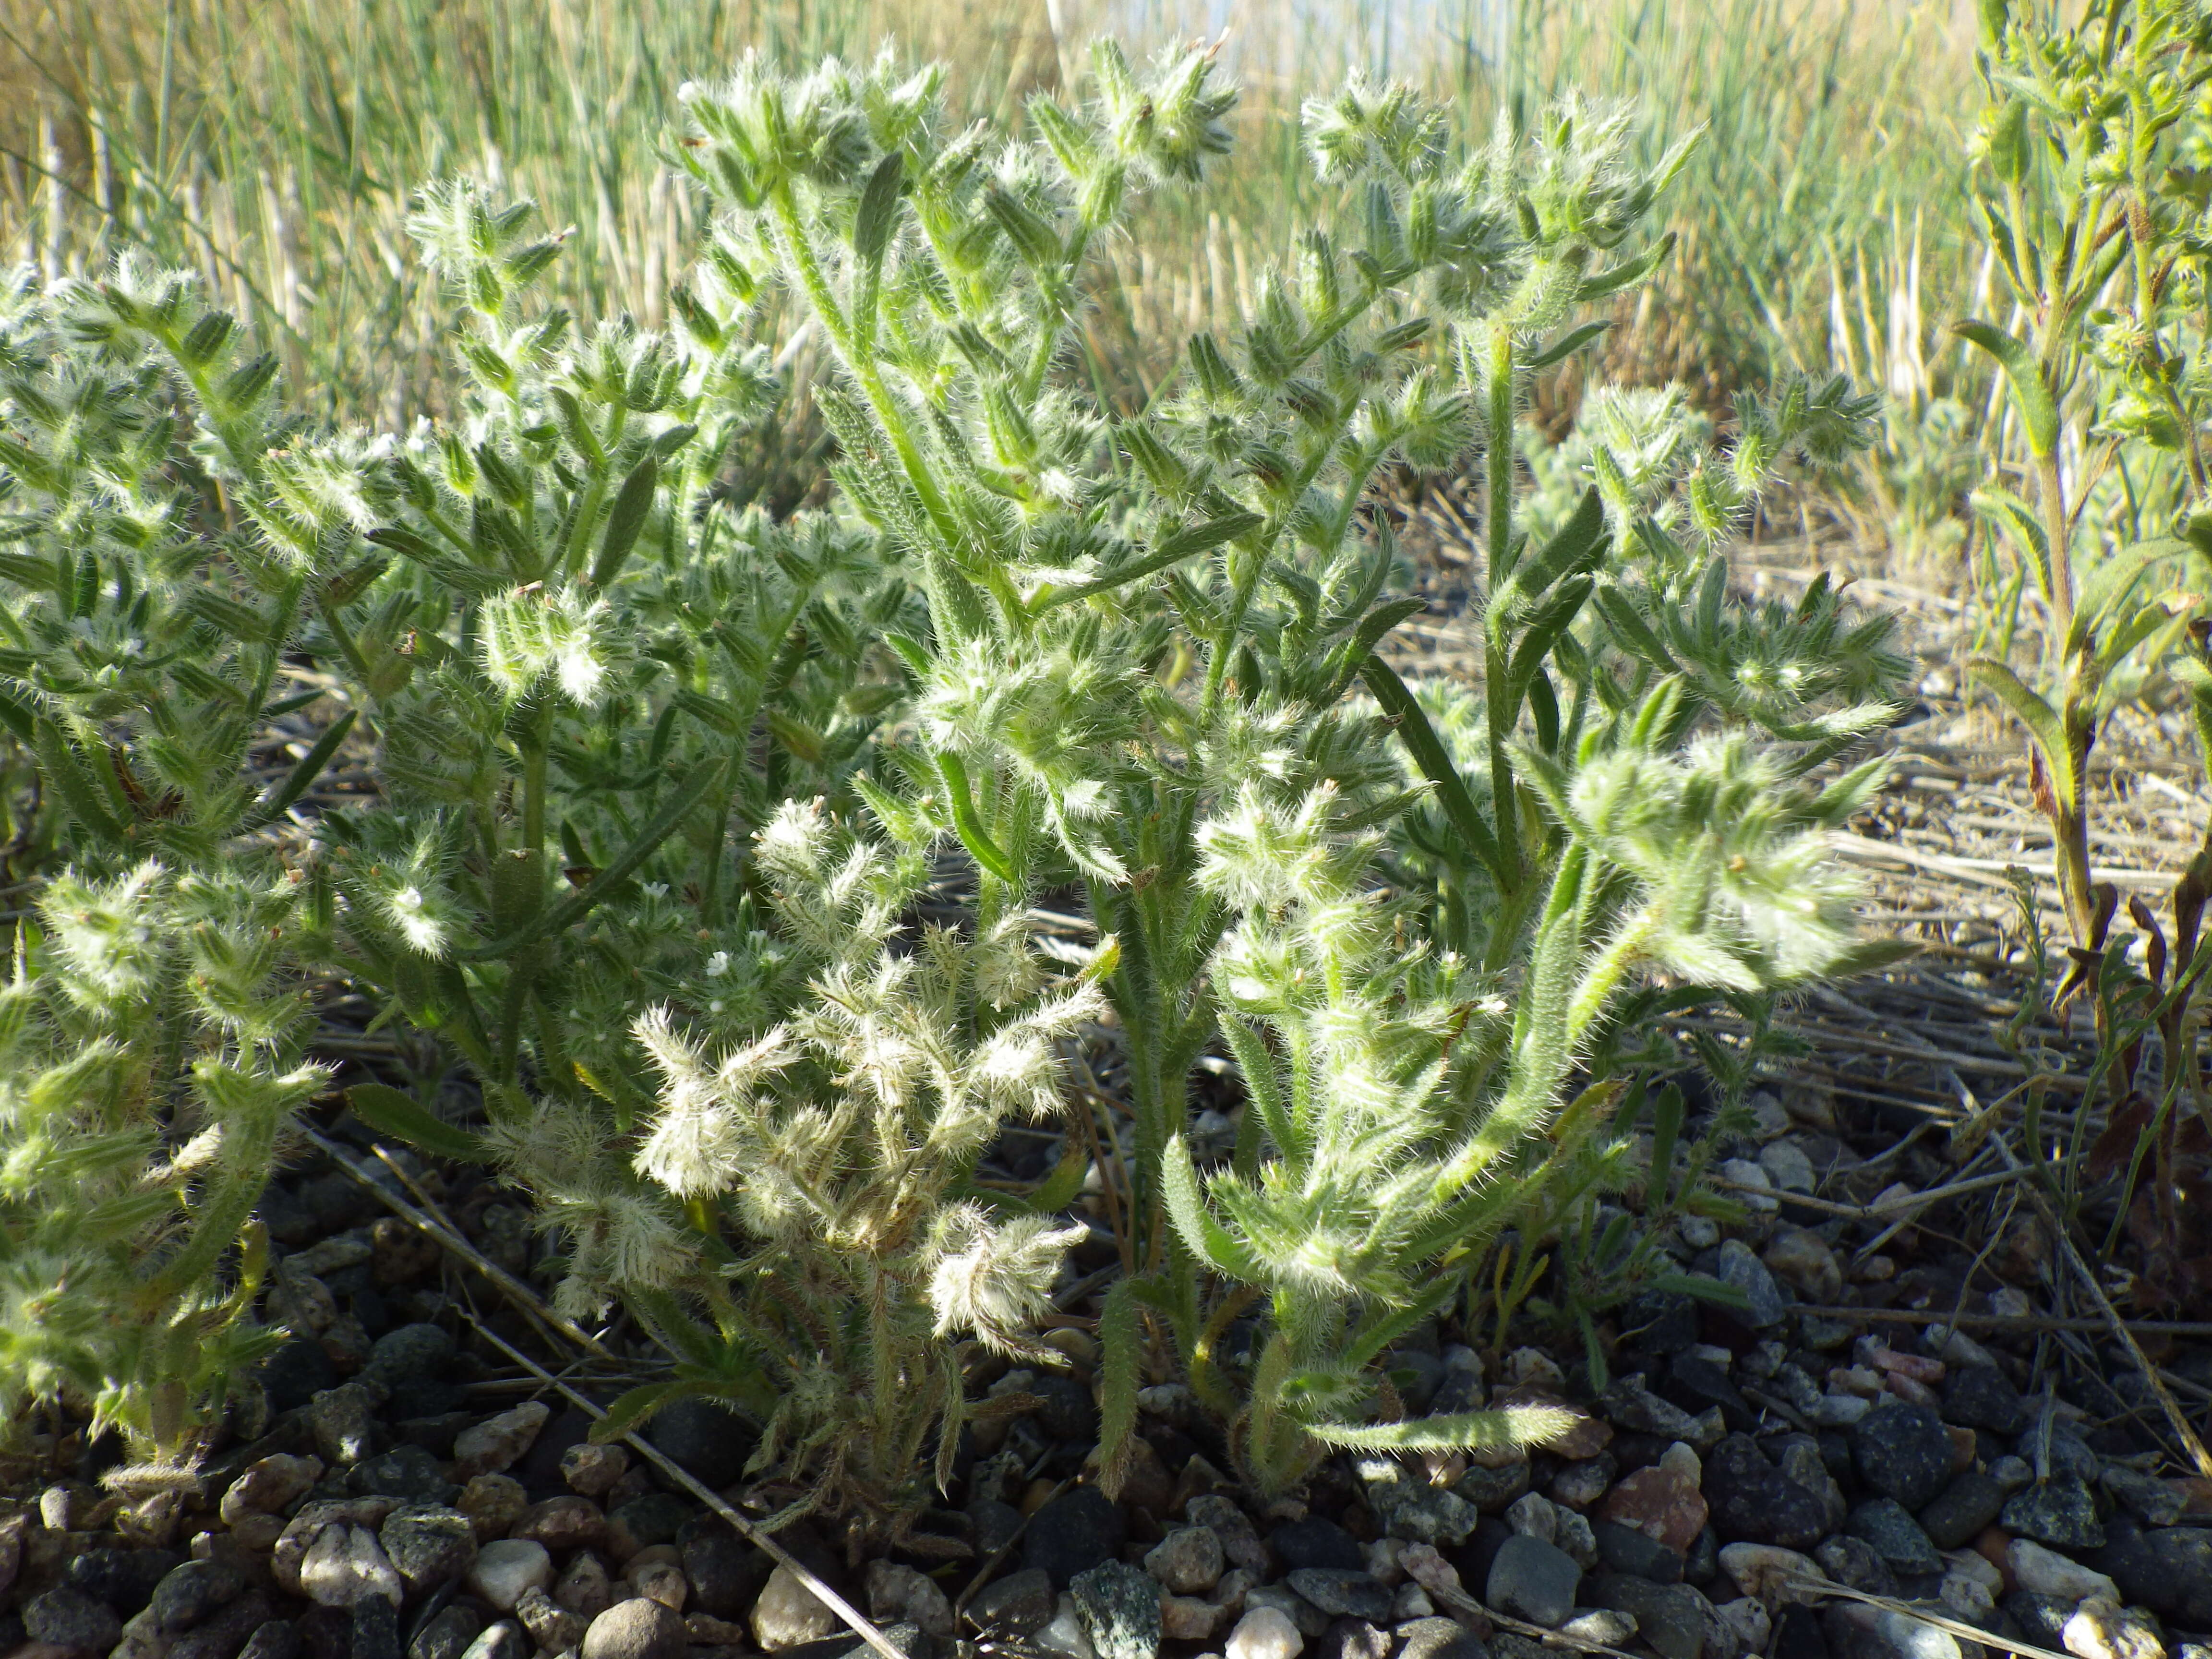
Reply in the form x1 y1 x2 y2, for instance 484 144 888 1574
582 1599 688 1659
1282 1572 1389 1623
1717 1542 1826 1605
1851 1404 1955 1511
1390 1584 1432 1621
1591 1519 1683 1585
408 1606 483 1659
63 1548 179 1621
151 1562 250 1633
1845 1500 1940 1574
1551 1509 1596 1573
1548 1458 1614 1512
1025 1488 1128 1589
514 1587 589 1654
512 1496 607 1551
1356 1461 1476 1547
456 1623 528 1659
219 1457 325 1526
1763 1231 1841 1302
1941 1367 2028 1437
1310 1619 1388 1659
1598 1467 1706 1555
2008 1539 2117 1603
465 1540 553 1614
1160 1598 1222 1643
1814 1536 1893 1597
2061 1595 2164 1659
1702 1435 1829 1550
561 1445 630 1500
2101 1466 2186 1527
866 1563 952 1640
300 1525 404 1610
1035 1593 1099 1659
352 1596 403 1659
1714 1597 1771 1653
1502 1494 1555 1545
1071 1561 1162 1659
1243 1587 1325 1641
1872 1607 1960 1659
1145 1528 1225 1595
555 1551 615 1621
636 1399 755 1491
626 1548 685 1613
309 1385 381 1468
455 1476 529 1542
453 1404 551 1480
751 1564 842 1651
1717 1239 1789 1326
1917 1472 2007 1551
2093 1524 2212 1627
1483 1536 1579 1628
350 1446 452 1503
1186 1496 1267 1574
970 1568 1056 1635
1759 1141 1816 1193
603 1493 693 1563
1270 1518 1364 1573
2001 1477 2105 1551
1583 1577 1711 1659
1224 1607 1301 1659
379 1506 477 1597
1393 1618 1487 1659
681 1531 770 1621
238 1623 300 1659
25 1588 122 1654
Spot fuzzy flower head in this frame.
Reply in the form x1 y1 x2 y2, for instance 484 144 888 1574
1196 782 1375 915
41 863 169 1012
479 586 624 707
631 1007 794 1200
924 1205 1085 1357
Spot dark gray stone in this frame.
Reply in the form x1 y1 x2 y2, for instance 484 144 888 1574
1590 1519 1683 1585
1284 1571 1391 1622
1702 1434 1828 1549
1394 1616 1489 1659
353 1445 455 1503
1271 1517 1365 1572
407 1605 484 1659
1845 1499 1940 1574
239 1622 302 1659
64 1547 182 1618
1031 1374 1099 1445
1070 1562 1162 1659
2095 1525 2212 1627
1814 1535 1896 1598
1917 1471 2006 1551
1312 1619 1391 1659
1716 1239 1788 1326
457 1622 529 1659
364 1324 456 1391
1851 1404 1953 1510
152 1561 250 1634
1773 1604 1827 1659
1483 1535 1580 1629
1361 1460 1477 1545
1023 1487 1127 1588
353 1599 403 1659
1939 1366 2026 1436
1999 1477 2104 1551
24 1588 123 1654
169 1595 276 1659
605 1492 695 1558
1585 1576 1709 1659
682 1528 773 1620
642 1398 756 1491
381 1505 478 1596
1999 1591 2074 1647
968 1569 1056 1636
1455 1460 1532 1515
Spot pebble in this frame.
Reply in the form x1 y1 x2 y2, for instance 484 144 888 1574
1845 1499 1941 1574
2102 1466 2186 1527
1873 1607 1960 1659
557 1551 615 1620
1161 1598 1223 1642
351 1446 453 1503
636 1399 754 1491
64 1548 180 1620
1716 1542 1826 1605
1851 1403 1955 1510
2095 1524 2212 1627
581 1599 688 1659
1717 1238 1789 1326
1455 1453 1532 1515
1186 1497 1267 1574
971 1569 1057 1635
465 1540 553 1614
309 1385 381 1467
1353 1461 1476 1547
1941 1366 2028 1436
1598 1466 1706 1554
2007 1539 2117 1603
514 1587 588 1654
378 1506 477 1596
1918 1471 2008 1551
352 1595 403 1659
1592 1519 1683 1584
513 1496 607 1551
1071 1561 1163 1659
1549 1457 1614 1511
453 1403 552 1479
1269 1519 1363 1573
2060 1596 2164 1659
865 1563 952 1639
456 1622 529 1659
151 1562 249 1632
1815 1534 1894 1596
1025 1488 1128 1588
2001 1477 2105 1551
1484 1534 1580 1628
561 1445 631 1500
1035 1592 1099 1659
1224 1607 1302 1659
1702 1435 1829 1549
1390 1584 1431 1621
1282 1571 1389 1623
682 1531 770 1621
1146 1527 1225 1594
750 1565 843 1650
1764 1230 1842 1303
1503 1493 1555 1544
604 1493 692 1563
408 1605 483 1659
456 1476 529 1541
299 1525 403 1610
25 1587 122 1654
239 1623 301 1659
1714 1596 1771 1653
219 1456 325 1525
1583 1576 1712 1659
1552 1508 1597 1572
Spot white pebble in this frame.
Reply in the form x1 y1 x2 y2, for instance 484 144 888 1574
1225 1607 1303 1659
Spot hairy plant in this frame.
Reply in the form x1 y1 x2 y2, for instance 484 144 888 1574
555 797 1105 1536
1960 0 2212 1284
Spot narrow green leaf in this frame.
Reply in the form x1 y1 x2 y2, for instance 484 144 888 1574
345 1082 493 1164
1965 659 2076 810
854 152 905 265
589 457 659 588
936 750 1019 883
1359 657 1507 886
1526 320 1611 372
1952 320 2058 460
1575 231 1675 302
243 710 356 830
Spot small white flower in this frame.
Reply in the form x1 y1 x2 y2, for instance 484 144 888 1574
705 950 730 977
640 882 668 900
